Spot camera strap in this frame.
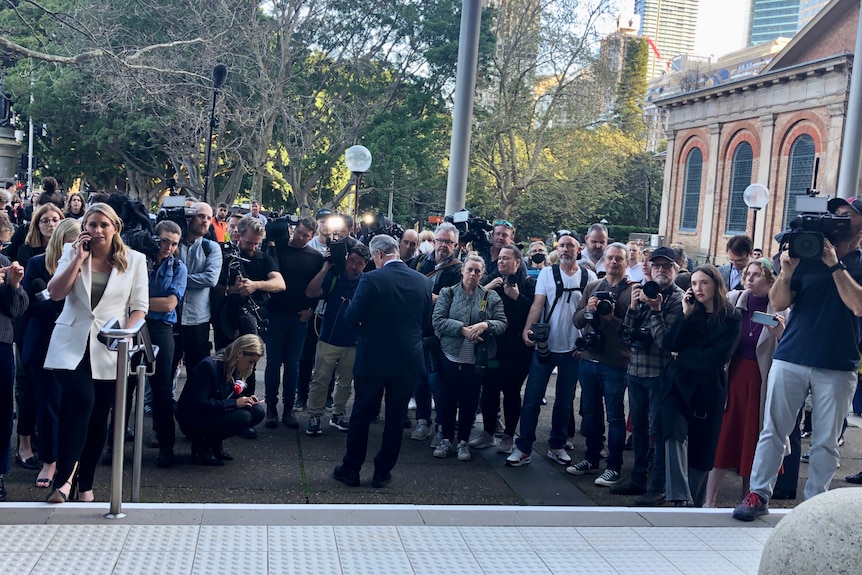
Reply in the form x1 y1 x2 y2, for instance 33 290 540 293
545 264 589 323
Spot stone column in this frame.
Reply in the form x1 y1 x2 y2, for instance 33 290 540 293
826 102 846 196
658 132 676 246
0 126 20 184
698 123 721 258
756 114 775 252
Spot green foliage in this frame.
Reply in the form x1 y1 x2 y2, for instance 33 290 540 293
612 37 649 136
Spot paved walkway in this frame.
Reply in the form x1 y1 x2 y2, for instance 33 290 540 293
1 503 782 575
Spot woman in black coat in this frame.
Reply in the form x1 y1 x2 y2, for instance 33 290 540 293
176 334 266 466
659 264 741 507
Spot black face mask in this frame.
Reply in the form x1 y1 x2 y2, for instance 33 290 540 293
531 253 546 264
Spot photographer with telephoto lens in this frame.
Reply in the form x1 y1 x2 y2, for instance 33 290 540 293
570 243 634 487
507 231 596 468
609 246 685 505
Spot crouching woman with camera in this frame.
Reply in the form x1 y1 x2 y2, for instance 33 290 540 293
432 255 507 462
658 265 741 507
175 334 266 466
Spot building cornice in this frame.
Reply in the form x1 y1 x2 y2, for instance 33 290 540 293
654 54 852 110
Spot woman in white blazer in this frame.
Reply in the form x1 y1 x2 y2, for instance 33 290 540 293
44 202 148 503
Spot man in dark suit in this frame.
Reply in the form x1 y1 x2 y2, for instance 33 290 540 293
333 234 432 488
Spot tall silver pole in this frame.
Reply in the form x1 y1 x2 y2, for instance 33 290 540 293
27 94 33 198
837 0 862 199
131 363 147 503
444 0 483 216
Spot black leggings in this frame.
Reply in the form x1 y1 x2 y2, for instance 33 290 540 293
178 404 265 446
481 349 532 437
54 349 115 492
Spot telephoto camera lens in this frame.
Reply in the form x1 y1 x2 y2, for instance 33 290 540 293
505 274 517 286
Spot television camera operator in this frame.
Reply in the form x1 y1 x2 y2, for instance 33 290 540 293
735 196 862 520
571 242 634 487
217 217 284 439
610 246 685 505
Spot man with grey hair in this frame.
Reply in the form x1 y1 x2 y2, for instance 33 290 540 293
407 221 463 442
334 235 432 488
571 242 634 487
578 223 609 274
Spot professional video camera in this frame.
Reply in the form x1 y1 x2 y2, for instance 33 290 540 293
264 215 297 247
444 209 492 252
156 194 195 238
779 159 851 259
357 213 405 244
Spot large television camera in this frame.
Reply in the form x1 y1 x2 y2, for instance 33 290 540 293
444 209 492 251
357 213 404 245
156 194 195 238
780 193 850 259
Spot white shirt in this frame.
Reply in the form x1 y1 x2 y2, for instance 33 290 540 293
535 265 597 353
627 262 645 283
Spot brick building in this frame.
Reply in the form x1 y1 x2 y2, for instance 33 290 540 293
655 0 858 262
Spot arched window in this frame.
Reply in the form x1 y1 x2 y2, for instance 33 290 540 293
782 134 816 229
680 147 703 231
726 142 753 233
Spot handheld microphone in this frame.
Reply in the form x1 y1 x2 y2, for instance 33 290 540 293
212 64 228 89
33 278 51 302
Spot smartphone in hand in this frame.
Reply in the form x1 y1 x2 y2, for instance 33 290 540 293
751 311 779 327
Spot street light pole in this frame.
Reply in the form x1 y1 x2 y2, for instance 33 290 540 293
203 64 227 204
743 183 770 245
345 145 372 231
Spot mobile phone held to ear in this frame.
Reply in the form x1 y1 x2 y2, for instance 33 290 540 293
751 311 779 327
82 240 90 251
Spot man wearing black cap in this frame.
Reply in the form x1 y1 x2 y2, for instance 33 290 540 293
735 196 862 520
608 246 685 505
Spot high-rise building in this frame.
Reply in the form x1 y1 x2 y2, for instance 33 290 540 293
748 0 801 45
798 0 832 29
635 0 699 79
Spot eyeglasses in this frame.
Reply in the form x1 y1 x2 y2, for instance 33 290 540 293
434 238 454 246
39 218 61 225
494 220 514 230
650 261 675 270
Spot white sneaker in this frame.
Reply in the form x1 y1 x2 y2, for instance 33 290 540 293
433 439 451 458
408 397 417 410
456 440 472 461
547 447 572 465
469 431 496 449
497 434 514 454
411 419 433 441
506 446 531 467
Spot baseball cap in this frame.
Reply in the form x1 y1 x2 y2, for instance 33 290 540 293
827 197 862 215
649 246 677 262
315 208 333 219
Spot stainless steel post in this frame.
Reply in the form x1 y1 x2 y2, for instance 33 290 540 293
106 338 130 519
131 361 147 503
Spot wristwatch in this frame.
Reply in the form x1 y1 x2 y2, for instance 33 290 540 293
829 262 846 274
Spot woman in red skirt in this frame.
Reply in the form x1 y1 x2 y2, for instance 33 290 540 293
704 258 786 507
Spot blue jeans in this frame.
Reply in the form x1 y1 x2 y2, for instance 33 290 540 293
264 310 309 406
515 351 579 455
627 374 662 487
579 360 627 471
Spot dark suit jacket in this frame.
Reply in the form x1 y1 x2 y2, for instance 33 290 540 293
344 260 432 379
20 254 64 367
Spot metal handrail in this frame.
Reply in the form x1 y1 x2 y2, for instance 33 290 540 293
100 318 159 519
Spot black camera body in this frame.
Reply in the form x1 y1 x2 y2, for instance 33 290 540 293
641 280 661 299
593 291 617 316
505 274 518 287
575 331 604 352
619 325 653 350
326 237 350 270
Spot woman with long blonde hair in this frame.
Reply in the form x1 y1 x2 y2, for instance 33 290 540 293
176 334 266 466
44 203 148 503
20 219 81 490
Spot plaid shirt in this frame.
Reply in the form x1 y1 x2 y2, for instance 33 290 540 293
623 284 685 378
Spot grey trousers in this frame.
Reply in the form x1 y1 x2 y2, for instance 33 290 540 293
665 438 709 505
749 360 856 502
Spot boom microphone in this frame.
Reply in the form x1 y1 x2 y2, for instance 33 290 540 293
212 64 228 89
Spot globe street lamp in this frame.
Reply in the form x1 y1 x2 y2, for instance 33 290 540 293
344 145 372 231
743 183 770 240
